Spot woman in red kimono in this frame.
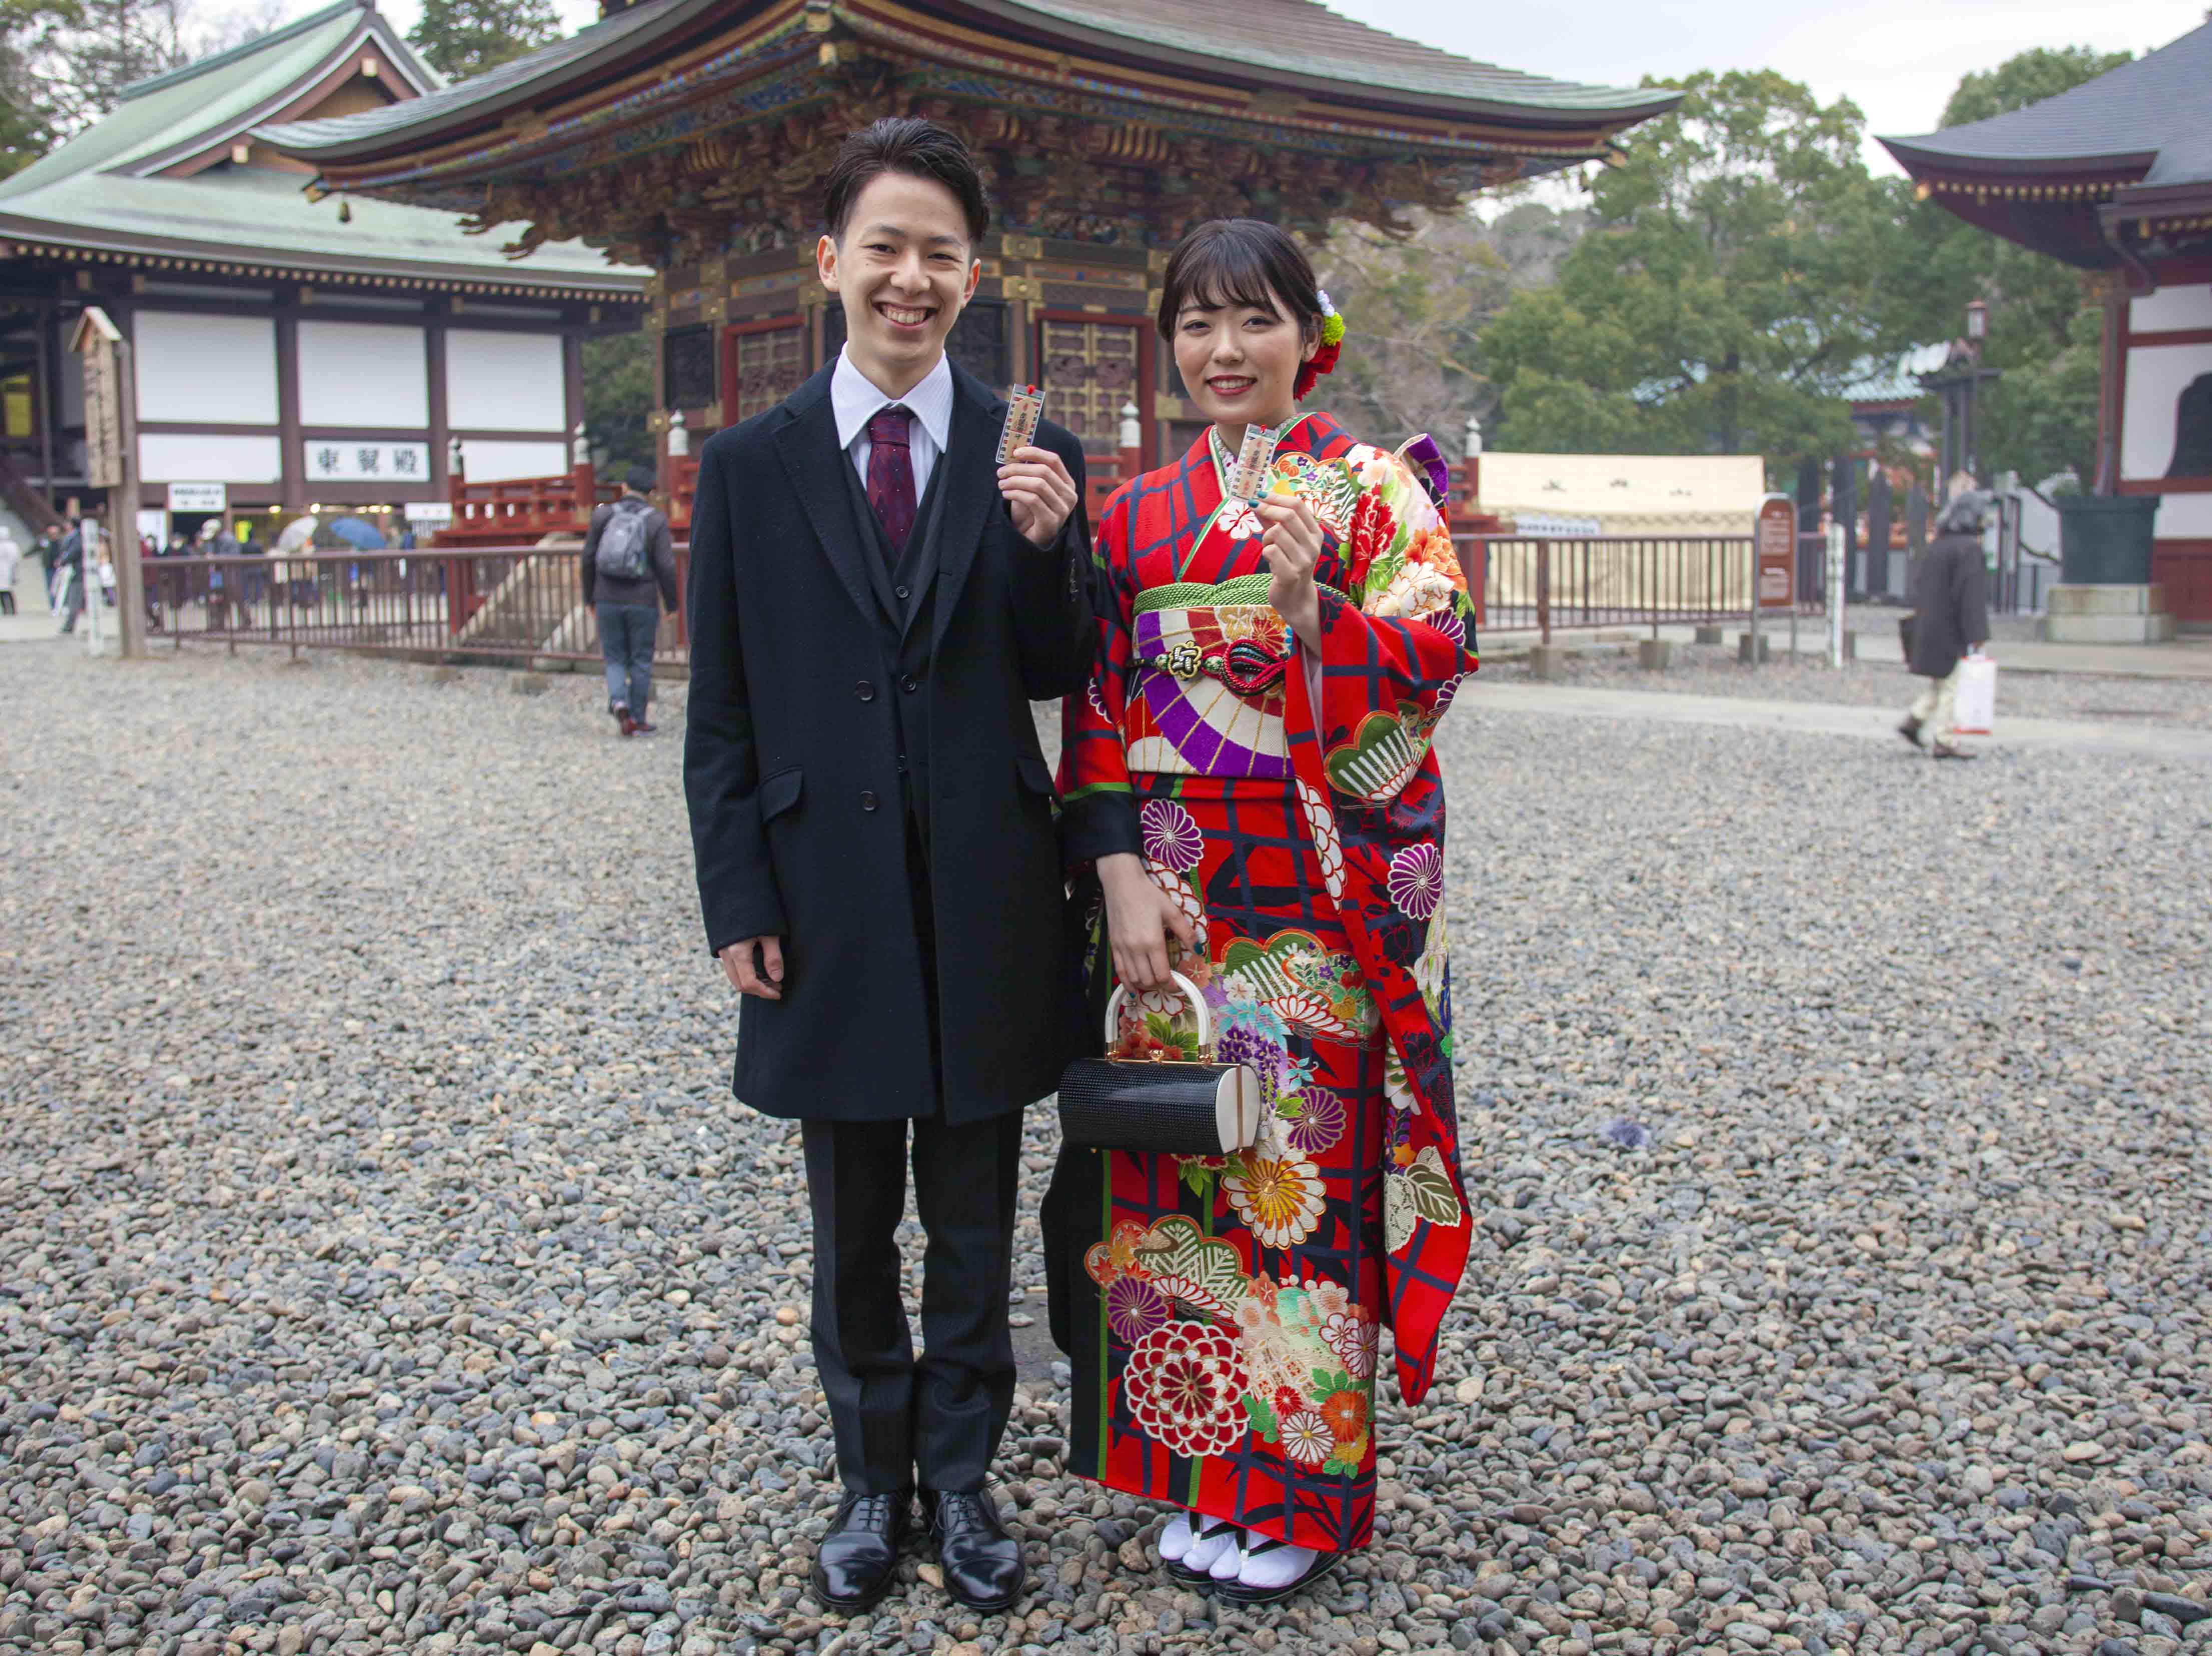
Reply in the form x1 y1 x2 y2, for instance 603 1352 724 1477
1046 220 1478 1603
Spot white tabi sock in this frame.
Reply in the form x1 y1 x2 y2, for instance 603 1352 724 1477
1158 1512 1195 1563
1208 1531 1247 1580
1236 1532 1323 1591
1180 1514 1238 1574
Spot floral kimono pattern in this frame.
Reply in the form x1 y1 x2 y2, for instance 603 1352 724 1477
1048 412 1477 1553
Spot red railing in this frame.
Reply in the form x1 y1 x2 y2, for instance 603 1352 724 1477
142 548 692 666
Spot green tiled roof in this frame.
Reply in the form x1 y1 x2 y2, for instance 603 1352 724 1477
0 0 645 291
0 165 643 290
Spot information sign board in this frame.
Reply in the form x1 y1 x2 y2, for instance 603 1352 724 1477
1756 494 1796 610
168 482 228 513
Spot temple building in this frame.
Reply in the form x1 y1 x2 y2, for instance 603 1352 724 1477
0 0 646 545
1883 21 2212 624
260 0 1680 528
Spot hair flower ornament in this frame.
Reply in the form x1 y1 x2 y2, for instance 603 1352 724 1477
1296 289 1347 401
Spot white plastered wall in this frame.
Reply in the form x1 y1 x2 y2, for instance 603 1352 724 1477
139 433 284 483
456 440 568 483
2120 341 2212 482
298 321 429 427
134 312 280 425
445 330 565 433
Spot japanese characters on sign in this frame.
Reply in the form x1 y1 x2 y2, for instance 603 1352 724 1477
303 442 431 484
1755 494 1796 610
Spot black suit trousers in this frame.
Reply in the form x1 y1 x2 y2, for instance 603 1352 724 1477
800 824 1020 1494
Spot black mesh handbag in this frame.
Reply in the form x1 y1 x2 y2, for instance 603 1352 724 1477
1057 972 1263 1156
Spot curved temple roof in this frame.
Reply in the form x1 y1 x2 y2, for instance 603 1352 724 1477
1880 21 2211 188
259 0 1682 166
0 0 646 295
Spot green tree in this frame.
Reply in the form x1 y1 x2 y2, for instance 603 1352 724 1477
1909 45 2131 485
1479 71 1933 474
1314 204 1581 456
405 0 559 82
582 331 652 477
0 0 79 177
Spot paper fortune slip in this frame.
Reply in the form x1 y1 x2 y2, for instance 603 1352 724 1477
1225 423 1281 502
996 385 1044 464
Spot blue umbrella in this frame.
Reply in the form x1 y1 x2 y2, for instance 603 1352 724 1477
325 515 387 550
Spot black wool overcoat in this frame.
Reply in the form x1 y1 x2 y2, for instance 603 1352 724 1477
1907 530 1990 680
683 361 1093 1124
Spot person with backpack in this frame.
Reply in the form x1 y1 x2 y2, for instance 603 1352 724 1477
581 464 679 735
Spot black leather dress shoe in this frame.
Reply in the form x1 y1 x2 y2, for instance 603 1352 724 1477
809 1488 911 1611
922 1486 1023 1612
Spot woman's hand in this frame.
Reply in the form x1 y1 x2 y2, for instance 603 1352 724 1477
1097 852 1195 992
1256 493 1325 651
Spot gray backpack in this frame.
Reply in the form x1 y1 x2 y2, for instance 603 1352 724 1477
595 498 654 581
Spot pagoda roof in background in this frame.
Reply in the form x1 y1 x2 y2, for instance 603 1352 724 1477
0 0 648 300
263 0 1679 165
1880 21 2212 275
253 0 1682 266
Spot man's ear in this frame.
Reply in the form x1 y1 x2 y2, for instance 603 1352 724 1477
816 233 840 292
962 257 982 305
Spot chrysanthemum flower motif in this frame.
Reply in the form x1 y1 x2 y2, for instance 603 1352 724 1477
1434 671 1466 716
1086 676 1112 721
1322 1311 1378 1378
1124 1322 1252 1460
1140 798 1204 874
1295 778 1345 902
1345 445 1394 489
1280 1410 1334 1466
1319 1388 1367 1446
1427 608 1467 648
1219 500 1262 539
1282 1089 1345 1154
1387 842 1444 920
1225 1152 1327 1249
1105 1276 1171 1344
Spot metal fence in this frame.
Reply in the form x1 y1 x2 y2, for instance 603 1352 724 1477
142 548 693 666
1461 533 1791 643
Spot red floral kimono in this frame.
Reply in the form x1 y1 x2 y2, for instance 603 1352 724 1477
1047 412 1478 1553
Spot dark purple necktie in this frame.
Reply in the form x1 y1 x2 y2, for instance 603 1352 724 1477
865 406 916 561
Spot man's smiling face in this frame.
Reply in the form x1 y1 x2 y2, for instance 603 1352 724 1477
818 169 981 393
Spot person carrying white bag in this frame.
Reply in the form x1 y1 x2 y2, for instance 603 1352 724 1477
1898 490 1991 760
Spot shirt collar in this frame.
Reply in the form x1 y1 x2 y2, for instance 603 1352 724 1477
831 345 955 455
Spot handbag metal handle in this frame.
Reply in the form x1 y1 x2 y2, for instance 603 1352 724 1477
1103 970 1211 1056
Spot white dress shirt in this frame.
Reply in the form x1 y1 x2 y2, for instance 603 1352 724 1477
830 345 955 501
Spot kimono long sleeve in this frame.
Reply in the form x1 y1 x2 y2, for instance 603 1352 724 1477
1280 441 1479 1408
1057 487 1144 868
1292 446 1479 806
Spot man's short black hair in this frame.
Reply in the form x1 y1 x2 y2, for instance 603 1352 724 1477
1156 218 1323 344
822 116 990 247
624 463 656 495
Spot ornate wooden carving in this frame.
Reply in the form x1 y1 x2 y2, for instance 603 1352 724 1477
1037 317 1140 453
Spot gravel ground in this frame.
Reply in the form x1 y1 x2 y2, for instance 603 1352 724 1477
4 639 2210 1656
1518 641 2212 730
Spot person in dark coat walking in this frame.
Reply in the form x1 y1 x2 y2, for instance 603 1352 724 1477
683 118 1091 1618
580 464 679 735
1900 491 1991 759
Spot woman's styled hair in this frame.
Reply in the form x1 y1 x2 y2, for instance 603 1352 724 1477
821 117 991 247
1154 219 1324 343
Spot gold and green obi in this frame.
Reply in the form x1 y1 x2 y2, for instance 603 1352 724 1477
1123 574 1340 779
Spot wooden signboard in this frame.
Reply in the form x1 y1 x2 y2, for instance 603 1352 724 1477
1755 493 1796 610
75 310 124 489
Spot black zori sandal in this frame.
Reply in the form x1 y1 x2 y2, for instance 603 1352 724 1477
1163 1514 1240 1585
1214 1536 1341 1605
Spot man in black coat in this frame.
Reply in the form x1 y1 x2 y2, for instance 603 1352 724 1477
1900 491 1991 759
684 118 1091 1616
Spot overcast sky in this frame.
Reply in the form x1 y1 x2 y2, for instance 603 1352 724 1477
369 0 2202 175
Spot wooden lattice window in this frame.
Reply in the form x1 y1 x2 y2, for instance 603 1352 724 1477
731 324 806 423
663 325 715 408
1037 319 1141 453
